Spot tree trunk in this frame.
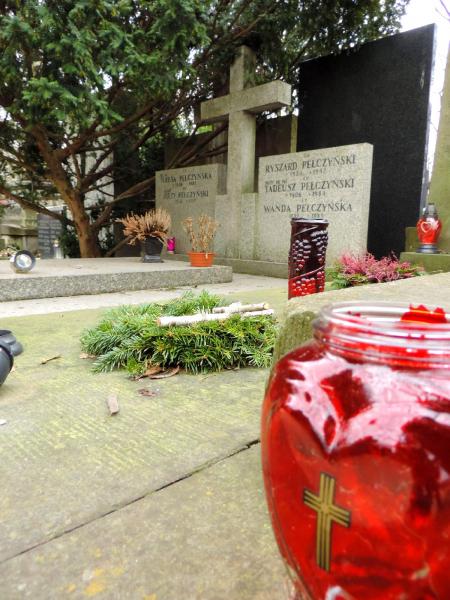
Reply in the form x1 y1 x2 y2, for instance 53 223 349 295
71 202 102 257
31 126 102 258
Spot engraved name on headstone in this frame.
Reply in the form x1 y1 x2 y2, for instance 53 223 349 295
257 143 373 263
156 164 225 253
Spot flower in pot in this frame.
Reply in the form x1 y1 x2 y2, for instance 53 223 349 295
116 208 171 263
182 214 218 267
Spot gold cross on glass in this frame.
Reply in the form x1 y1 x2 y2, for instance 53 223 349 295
303 473 351 572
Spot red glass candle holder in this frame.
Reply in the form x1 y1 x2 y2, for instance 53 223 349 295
416 203 442 253
288 219 328 299
262 302 450 599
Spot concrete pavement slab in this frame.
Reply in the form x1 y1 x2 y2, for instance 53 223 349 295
0 303 276 574
0 273 287 318
0 445 287 600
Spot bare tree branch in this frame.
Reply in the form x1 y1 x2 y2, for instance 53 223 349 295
0 184 71 224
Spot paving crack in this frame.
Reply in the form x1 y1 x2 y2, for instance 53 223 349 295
0 438 261 565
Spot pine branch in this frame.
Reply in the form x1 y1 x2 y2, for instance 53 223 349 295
81 292 276 375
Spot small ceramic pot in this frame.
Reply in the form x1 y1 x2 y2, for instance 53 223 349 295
188 252 215 267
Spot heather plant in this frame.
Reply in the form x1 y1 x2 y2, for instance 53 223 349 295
330 253 424 289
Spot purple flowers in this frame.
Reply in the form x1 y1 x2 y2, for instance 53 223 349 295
331 253 424 288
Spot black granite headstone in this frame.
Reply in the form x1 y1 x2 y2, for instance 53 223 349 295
297 25 435 258
37 213 63 258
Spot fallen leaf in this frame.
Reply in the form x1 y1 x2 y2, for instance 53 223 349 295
145 365 163 377
138 388 159 397
79 352 96 360
40 354 61 365
130 365 163 380
106 394 120 415
148 366 180 379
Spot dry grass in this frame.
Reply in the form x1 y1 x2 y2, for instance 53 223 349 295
116 208 171 245
182 214 218 253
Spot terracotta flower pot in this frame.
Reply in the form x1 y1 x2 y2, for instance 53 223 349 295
188 252 215 267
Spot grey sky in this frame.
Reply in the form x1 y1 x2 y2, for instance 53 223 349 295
402 0 450 171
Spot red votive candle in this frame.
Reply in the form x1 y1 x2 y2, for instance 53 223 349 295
288 218 328 299
262 302 450 599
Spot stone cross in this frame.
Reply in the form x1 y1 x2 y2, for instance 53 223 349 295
200 46 291 255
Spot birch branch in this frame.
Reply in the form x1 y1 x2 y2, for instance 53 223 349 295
213 302 269 314
157 309 274 327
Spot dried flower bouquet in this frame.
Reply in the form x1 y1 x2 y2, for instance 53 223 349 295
182 214 218 253
116 208 171 245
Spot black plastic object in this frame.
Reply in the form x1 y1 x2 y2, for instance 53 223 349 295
0 330 23 357
0 342 13 386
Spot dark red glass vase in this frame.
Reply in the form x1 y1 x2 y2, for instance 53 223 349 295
262 302 450 600
288 218 328 299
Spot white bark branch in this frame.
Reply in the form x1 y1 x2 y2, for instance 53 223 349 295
157 309 274 327
213 302 269 314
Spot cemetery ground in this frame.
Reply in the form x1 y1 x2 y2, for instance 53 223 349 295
0 279 288 600
1 270 450 599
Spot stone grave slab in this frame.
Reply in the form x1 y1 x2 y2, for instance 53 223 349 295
156 164 226 253
0 308 269 564
257 143 373 264
274 271 450 361
399 251 450 274
0 446 286 600
0 258 232 301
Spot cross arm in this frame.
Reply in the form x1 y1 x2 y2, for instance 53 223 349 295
235 81 291 114
200 80 292 124
201 94 232 123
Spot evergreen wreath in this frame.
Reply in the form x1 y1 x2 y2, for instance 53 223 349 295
81 291 277 375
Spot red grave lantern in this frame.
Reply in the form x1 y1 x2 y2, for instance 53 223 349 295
262 302 450 599
416 203 442 253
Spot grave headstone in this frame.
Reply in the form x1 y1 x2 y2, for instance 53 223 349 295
297 24 435 258
257 143 373 263
155 164 225 253
37 211 63 258
428 48 450 252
